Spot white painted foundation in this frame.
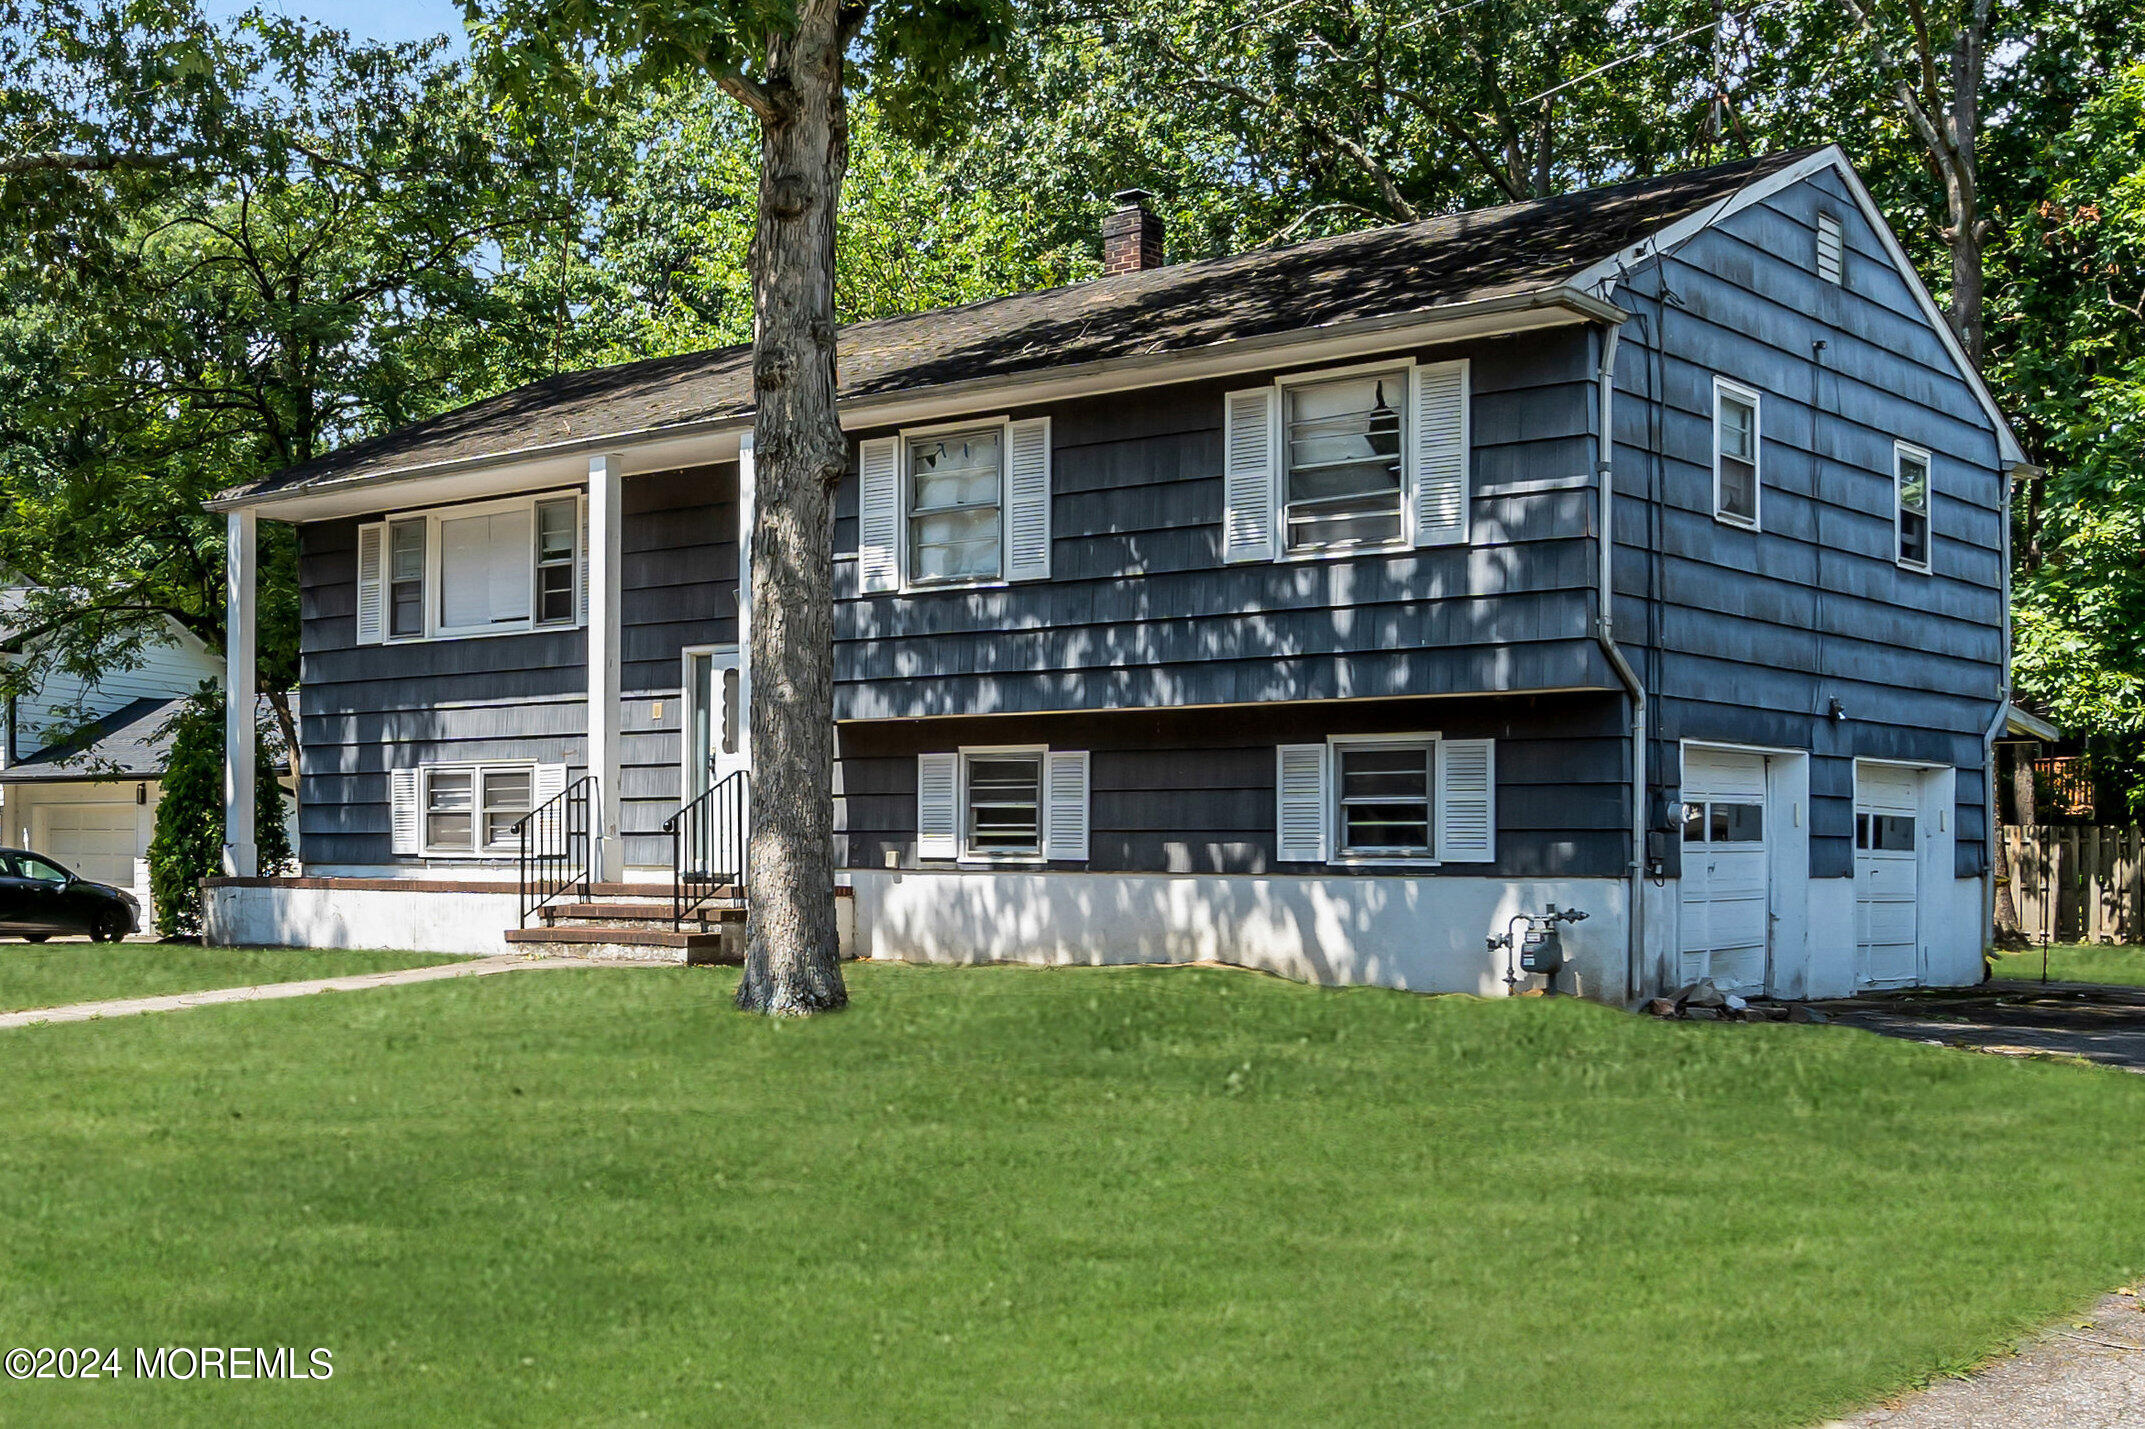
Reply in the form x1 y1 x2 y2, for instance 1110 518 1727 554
850 870 1632 1001
207 883 523 956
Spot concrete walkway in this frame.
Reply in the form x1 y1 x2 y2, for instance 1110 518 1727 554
0 954 587 1029
1826 1291 2145 1427
1819 982 2145 1074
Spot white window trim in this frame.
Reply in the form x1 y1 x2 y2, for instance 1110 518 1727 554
898 415 1013 594
1272 357 1417 564
954 743 1049 867
418 761 539 860
380 490 587 643
1711 376 1763 532
1893 440 1934 575
1326 731 1442 868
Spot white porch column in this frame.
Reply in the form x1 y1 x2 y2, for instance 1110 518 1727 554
223 508 258 876
735 432 754 766
588 453 625 881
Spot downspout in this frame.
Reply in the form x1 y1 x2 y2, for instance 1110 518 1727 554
1980 461 2030 954
1593 322 1649 1004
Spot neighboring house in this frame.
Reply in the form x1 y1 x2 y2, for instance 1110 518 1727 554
203 144 2026 1002
0 609 224 925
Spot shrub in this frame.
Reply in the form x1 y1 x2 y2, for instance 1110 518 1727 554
147 683 292 939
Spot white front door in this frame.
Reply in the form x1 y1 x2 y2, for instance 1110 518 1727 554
684 646 748 877
1856 765 1922 987
1679 749 1772 995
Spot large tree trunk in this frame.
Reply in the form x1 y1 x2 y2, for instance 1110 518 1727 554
734 0 850 1016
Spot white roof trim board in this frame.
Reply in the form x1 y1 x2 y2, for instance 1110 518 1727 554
1569 144 2025 468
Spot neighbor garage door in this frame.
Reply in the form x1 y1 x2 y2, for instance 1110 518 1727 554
1679 749 1771 995
35 801 138 890
1856 764 1922 988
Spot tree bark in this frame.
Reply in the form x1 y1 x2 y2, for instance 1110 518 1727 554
734 0 850 1016
1993 743 2020 941
2013 743 2038 827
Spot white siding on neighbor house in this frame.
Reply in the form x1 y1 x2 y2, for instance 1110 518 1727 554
7 625 222 756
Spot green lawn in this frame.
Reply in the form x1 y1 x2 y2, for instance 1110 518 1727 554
0 945 470 1013
3 962 2143 1426
1991 942 2145 988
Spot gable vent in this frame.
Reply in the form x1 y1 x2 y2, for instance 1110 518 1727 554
1816 212 1844 286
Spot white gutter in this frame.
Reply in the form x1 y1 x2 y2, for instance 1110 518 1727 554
1590 320 1650 1004
208 286 1627 517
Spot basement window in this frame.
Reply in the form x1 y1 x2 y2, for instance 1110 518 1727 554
1334 741 1434 857
962 749 1043 859
423 764 535 856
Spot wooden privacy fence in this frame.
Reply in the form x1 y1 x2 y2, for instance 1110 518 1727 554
2002 825 2145 945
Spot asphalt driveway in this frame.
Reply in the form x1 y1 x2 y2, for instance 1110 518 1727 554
1820 981 2145 1074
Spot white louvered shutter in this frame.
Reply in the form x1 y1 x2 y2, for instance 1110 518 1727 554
1222 386 1278 563
857 436 901 593
1004 417 1053 582
1436 738 1495 863
390 768 422 855
1409 360 1470 547
577 495 590 626
1275 743 1329 863
532 762 568 855
916 752 959 861
356 522 387 645
1043 749 1090 862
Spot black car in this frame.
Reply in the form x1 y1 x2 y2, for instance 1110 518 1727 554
0 849 140 942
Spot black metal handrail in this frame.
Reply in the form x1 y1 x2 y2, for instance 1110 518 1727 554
515 775 596 926
663 769 748 930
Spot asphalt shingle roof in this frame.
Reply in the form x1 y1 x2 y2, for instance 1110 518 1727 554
220 149 1814 504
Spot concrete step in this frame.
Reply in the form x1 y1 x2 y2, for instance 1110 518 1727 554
504 925 737 965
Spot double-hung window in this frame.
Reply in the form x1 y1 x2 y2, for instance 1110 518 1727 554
1282 369 1406 551
359 493 583 643
855 416 1054 593
1713 378 1761 528
421 764 534 856
908 427 1004 585
388 518 426 638
1220 358 1470 563
1895 442 1932 572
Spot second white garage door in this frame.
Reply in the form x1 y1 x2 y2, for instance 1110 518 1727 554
1679 749 1772 995
1856 764 1923 988
33 801 139 890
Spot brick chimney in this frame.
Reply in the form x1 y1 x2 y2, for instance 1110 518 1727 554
1101 190 1165 275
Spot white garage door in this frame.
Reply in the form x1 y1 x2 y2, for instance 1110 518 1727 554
1856 765 1922 988
1680 749 1771 995
34 802 138 889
